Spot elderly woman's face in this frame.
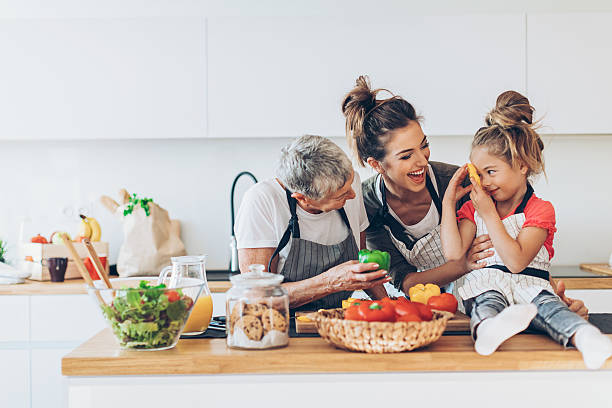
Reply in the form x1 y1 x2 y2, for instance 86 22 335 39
306 171 356 213
380 121 430 193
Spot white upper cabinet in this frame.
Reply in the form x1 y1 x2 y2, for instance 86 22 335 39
528 13 612 134
208 15 525 138
0 17 206 140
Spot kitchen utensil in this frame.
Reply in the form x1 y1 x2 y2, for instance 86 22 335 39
83 238 112 288
47 257 68 282
89 277 205 350
158 255 212 335
229 171 258 273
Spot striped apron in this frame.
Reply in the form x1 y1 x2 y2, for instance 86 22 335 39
268 189 358 312
377 173 450 296
455 184 556 304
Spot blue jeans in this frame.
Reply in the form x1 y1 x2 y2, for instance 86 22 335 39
463 290 590 347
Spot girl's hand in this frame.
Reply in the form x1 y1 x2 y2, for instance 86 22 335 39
470 180 497 219
443 164 473 206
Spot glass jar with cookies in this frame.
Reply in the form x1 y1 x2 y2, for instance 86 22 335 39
226 264 289 349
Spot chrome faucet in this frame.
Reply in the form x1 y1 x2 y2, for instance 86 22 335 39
229 171 258 273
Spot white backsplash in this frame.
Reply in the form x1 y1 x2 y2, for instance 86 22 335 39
1 135 611 269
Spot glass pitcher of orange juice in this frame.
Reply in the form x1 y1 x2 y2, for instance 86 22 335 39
159 255 212 335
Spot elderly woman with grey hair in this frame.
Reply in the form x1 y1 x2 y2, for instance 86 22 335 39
235 135 389 311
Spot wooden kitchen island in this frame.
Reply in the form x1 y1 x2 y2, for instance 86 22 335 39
62 329 612 407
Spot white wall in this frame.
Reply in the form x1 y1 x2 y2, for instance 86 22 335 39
2 134 611 269
1 0 612 269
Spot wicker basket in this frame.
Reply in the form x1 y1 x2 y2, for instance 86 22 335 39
313 308 454 353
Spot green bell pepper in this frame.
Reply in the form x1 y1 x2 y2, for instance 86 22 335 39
357 249 390 271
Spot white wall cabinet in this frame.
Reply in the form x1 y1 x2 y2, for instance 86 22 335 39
0 350 30 408
30 295 107 342
208 15 526 138
0 17 206 140
31 348 72 408
527 13 612 134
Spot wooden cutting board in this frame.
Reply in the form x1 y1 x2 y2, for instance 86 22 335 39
295 311 470 334
580 263 612 276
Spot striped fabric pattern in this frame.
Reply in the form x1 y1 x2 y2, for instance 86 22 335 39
456 211 556 304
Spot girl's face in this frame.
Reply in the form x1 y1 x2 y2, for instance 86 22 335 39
369 121 430 194
470 146 528 202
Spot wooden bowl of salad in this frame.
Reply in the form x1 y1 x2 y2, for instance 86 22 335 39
89 277 205 350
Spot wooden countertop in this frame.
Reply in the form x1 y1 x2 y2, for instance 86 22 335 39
62 329 612 376
3 265 611 295
0 278 231 295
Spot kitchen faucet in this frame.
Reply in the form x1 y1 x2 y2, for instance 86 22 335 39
229 171 258 273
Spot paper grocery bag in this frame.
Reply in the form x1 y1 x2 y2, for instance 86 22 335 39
116 200 186 277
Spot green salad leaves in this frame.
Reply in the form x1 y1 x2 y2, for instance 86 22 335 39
101 280 193 349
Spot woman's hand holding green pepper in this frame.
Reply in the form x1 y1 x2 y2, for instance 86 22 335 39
358 249 390 272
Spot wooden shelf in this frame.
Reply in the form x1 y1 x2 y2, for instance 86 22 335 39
62 329 612 376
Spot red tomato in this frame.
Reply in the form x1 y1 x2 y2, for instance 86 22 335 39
166 290 180 303
344 304 364 321
396 313 422 322
413 302 434 321
357 301 396 322
427 293 458 314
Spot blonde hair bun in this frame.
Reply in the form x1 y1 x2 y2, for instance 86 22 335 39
486 90 534 128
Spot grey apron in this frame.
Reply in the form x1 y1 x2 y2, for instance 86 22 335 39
268 189 358 312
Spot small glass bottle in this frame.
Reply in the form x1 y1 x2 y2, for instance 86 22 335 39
226 264 289 349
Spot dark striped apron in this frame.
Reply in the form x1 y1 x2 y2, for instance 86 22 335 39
268 189 358 312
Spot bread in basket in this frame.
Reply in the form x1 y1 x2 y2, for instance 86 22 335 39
313 308 454 353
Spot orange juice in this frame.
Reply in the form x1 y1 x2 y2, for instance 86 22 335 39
183 294 213 334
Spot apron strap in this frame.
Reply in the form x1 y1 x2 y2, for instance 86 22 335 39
267 189 300 272
378 172 442 250
337 207 352 230
513 183 534 214
267 189 352 273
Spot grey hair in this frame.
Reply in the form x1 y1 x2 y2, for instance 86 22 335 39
276 135 354 200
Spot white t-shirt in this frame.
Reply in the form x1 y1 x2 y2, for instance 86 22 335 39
235 173 369 273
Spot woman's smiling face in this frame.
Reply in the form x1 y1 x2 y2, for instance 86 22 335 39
375 121 430 193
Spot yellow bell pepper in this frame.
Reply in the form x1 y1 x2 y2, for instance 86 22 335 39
408 283 441 304
467 163 481 186
342 297 360 309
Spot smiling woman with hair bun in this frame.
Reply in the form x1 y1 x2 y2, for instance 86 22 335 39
341 76 588 318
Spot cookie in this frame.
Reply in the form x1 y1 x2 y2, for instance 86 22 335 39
235 315 263 341
243 302 268 317
229 303 244 334
261 308 288 333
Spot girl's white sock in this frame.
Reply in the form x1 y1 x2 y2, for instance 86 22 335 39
475 304 537 356
574 325 612 370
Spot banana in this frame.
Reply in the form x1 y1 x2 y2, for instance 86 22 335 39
79 214 102 241
78 215 92 239
88 217 101 241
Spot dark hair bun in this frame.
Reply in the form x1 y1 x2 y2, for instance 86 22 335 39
486 90 534 128
342 76 377 117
